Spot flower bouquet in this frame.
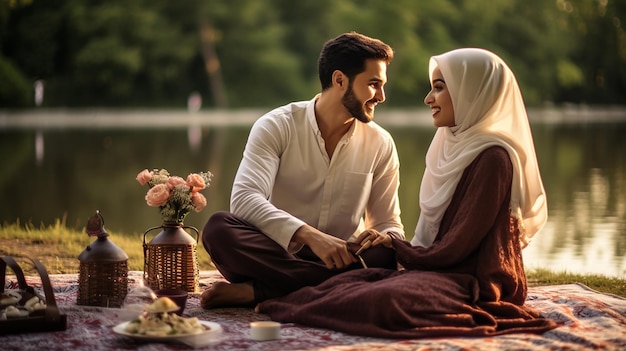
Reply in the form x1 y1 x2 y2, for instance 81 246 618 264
137 168 212 293
136 168 213 224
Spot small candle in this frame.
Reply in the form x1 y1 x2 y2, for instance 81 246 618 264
250 321 281 341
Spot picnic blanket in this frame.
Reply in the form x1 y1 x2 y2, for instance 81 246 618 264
3 270 626 350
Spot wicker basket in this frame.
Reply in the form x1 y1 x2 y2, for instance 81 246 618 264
143 222 200 293
77 260 128 308
1 255 67 335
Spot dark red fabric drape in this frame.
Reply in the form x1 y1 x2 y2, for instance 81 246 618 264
257 147 558 338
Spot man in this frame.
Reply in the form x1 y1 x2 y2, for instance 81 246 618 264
201 32 404 309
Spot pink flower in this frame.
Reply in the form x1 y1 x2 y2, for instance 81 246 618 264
145 183 170 206
136 169 152 186
166 176 187 189
186 173 206 191
191 192 207 212
138 168 212 222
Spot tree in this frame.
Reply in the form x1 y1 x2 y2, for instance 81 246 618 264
557 0 626 104
1 0 624 108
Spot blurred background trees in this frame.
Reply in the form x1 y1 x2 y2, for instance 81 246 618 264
1 0 624 108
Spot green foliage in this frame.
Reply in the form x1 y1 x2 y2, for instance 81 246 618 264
199 0 313 107
0 55 30 106
66 1 198 105
557 59 585 87
1 0 624 107
555 0 626 104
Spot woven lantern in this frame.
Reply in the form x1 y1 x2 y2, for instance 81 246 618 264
143 223 200 293
77 210 129 307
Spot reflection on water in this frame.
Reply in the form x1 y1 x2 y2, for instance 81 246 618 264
35 130 44 165
187 126 202 152
522 168 626 276
0 109 625 277
521 121 626 277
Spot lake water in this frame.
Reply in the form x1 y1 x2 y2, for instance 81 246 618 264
1 108 625 277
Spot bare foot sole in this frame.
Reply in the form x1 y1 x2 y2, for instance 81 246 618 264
200 281 255 309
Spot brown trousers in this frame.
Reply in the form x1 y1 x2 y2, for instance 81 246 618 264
202 211 397 302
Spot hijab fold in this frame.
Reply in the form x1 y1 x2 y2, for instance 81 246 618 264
411 48 547 248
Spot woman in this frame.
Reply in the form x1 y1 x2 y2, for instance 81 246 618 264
256 48 557 338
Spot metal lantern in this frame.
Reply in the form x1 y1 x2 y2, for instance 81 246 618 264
77 210 129 307
143 222 200 293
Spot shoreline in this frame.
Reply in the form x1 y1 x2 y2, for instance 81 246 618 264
1 106 626 130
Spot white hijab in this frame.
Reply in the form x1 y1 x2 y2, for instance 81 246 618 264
411 48 547 248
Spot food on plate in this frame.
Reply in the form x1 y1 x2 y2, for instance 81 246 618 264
144 296 179 313
24 295 47 311
0 289 46 319
0 291 20 306
124 313 208 336
3 305 29 318
121 296 207 336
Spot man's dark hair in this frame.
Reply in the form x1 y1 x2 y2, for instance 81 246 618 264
318 32 394 90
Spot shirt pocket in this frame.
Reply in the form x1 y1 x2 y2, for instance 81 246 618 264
338 171 373 224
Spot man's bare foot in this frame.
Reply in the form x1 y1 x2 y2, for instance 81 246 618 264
200 281 255 309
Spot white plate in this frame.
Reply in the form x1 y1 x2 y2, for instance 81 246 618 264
113 320 223 348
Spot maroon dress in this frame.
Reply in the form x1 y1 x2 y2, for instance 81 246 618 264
257 146 558 338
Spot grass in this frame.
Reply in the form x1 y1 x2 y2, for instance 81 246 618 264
0 218 215 275
1 219 625 298
527 268 626 297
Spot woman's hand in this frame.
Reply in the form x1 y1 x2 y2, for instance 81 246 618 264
355 229 393 254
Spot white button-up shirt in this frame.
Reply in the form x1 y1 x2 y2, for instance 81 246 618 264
231 97 404 252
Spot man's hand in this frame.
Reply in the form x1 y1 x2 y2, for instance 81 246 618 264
292 224 356 269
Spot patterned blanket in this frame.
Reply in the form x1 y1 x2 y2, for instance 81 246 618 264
3 271 626 350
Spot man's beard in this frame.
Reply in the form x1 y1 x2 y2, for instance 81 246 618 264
342 84 374 123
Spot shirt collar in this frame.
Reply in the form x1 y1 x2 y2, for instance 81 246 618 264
307 94 357 141
306 95 321 135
